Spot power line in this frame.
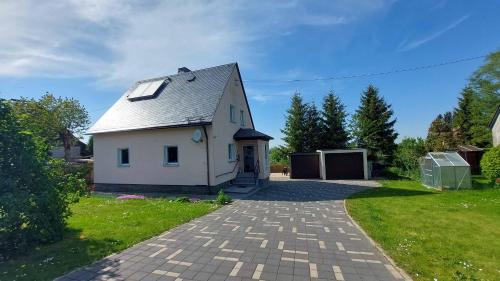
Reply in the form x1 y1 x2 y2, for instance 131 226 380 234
244 55 487 84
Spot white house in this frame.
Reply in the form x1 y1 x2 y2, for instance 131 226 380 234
489 105 500 146
88 63 272 194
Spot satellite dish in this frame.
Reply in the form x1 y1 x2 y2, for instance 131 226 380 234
192 129 202 143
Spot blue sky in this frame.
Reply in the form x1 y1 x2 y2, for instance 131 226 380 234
0 0 498 147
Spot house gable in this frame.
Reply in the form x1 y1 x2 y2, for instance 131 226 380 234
208 64 256 185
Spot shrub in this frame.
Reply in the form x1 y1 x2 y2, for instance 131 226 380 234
216 189 232 205
481 146 500 183
394 137 426 180
49 160 90 203
270 163 289 173
0 101 85 259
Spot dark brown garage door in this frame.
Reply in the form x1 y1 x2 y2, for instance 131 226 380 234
325 152 364 179
290 153 320 179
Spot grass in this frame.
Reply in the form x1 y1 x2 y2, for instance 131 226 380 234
0 195 218 281
346 177 500 281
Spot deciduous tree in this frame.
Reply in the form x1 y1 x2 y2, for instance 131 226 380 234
395 137 426 179
13 93 90 161
468 51 500 147
426 112 456 151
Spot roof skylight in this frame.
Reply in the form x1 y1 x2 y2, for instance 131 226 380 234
127 79 167 101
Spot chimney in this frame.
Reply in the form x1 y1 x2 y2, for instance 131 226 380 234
178 67 191 73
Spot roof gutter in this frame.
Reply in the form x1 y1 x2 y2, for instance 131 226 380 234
86 121 212 135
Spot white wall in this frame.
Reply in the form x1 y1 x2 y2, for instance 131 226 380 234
258 139 271 179
93 65 270 187
210 67 254 185
493 117 500 146
93 127 208 186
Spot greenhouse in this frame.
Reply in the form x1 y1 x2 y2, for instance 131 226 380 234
420 152 472 190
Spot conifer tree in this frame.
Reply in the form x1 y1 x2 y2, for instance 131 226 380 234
320 91 349 149
281 93 307 153
453 87 474 144
351 85 398 164
303 103 322 152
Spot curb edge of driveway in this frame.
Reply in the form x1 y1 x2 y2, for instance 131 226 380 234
343 199 413 281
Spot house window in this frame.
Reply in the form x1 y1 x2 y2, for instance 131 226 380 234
240 110 245 126
164 146 179 166
228 143 236 162
230 104 236 123
118 148 130 166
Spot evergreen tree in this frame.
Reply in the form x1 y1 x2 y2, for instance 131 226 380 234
320 92 349 149
281 93 307 153
351 85 398 164
303 103 322 152
453 87 475 144
426 112 455 151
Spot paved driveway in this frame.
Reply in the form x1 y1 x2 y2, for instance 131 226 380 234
58 179 408 281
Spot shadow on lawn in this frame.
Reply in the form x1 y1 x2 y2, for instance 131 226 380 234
0 228 125 281
348 186 437 200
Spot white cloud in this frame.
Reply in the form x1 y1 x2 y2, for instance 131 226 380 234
397 14 470 52
0 0 394 85
248 90 294 102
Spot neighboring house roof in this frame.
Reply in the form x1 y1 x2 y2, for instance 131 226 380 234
457 144 483 152
88 63 254 134
233 128 273 141
488 104 500 129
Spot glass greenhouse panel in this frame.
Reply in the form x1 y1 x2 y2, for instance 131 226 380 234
420 152 471 190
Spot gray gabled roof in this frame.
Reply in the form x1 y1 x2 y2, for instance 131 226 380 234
88 63 239 134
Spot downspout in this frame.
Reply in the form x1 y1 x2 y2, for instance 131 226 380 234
202 125 211 194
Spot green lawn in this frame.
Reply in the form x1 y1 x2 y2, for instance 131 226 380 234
346 179 500 281
0 195 218 281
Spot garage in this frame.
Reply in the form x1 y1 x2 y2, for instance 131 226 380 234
319 149 368 180
290 153 320 179
324 152 364 179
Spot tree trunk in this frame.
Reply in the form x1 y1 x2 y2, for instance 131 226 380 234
62 130 72 162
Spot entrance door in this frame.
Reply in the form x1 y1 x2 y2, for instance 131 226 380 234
243 146 255 172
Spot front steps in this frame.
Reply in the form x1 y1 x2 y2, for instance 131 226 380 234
231 172 257 186
225 172 259 194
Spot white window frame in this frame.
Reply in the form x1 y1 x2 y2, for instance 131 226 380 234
228 143 236 162
117 148 130 167
240 110 245 126
230 104 236 123
164 145 179 166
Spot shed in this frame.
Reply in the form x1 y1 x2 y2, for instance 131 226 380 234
457 145 483 175
420 152 471 190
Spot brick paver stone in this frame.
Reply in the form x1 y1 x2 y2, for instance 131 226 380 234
56 178 409 281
